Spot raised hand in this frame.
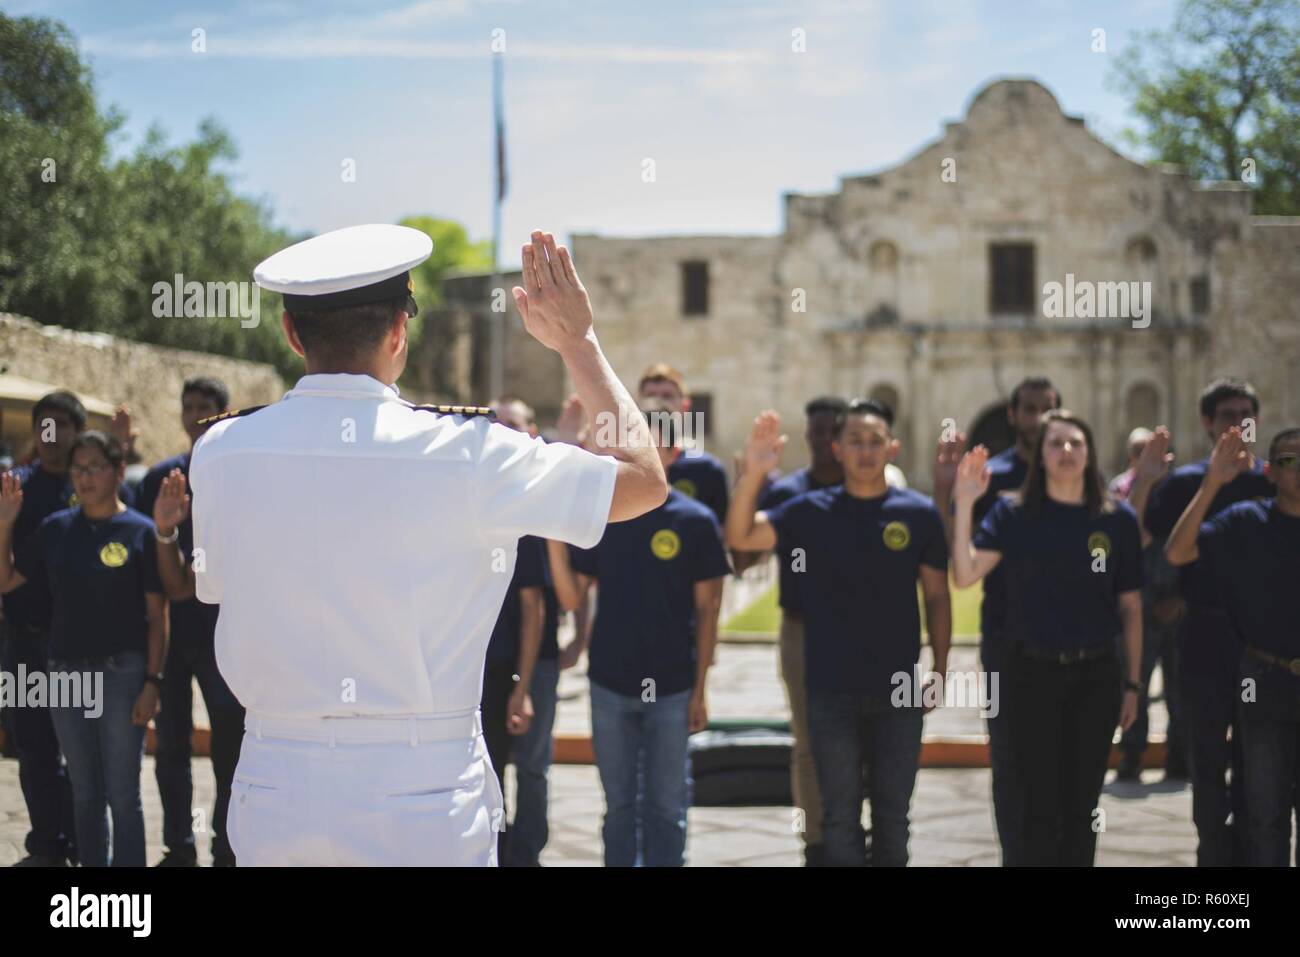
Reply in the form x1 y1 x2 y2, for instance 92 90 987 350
152 469 190 533
744 411 786 477
110 404 137 454
1134 426 1174 483
934 429 968 493
1206 427 1250 488
554 393 589 447
0 471 24 525
953 446 992 505
512 230 593 355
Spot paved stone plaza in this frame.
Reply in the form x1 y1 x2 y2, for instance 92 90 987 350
1 639 1209 867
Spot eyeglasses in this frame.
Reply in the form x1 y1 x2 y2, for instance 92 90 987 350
68 464 110 479
1272 453 1300 471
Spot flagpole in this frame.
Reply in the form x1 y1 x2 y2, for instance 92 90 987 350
489 51 505 401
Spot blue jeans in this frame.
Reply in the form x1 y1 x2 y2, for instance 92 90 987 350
589 681 692 867
507 657 559 866
1237 654 1300 867
806 688 924 867
1 623 75 861
154 625 245 863
48 651 147 867
981 632 1022 866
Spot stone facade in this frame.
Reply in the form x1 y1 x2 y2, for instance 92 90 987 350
438 78 1300 486
1 314 285 464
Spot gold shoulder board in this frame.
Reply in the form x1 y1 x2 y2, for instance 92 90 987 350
196 405 267 427
411 404 497 420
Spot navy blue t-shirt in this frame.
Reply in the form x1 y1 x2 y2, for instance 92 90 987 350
1144 459 1273 608
1197 499 1300 659
668 450 729 527
570 490 731 698
766 486 948 694
16 507 163 659
971 446 1029 638
2 462 135 631
485 535 549 671
759 468 840 614
974 497 1142 653
135 451 221 643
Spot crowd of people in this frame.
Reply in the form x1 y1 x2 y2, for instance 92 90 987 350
0 365 1296 867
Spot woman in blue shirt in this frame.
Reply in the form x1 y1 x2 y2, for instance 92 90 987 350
0 432 166 867
950 410 1144 866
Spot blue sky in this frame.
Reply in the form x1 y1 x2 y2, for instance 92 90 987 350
9 0 1178 266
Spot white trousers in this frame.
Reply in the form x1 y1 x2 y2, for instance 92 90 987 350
228 712 503 866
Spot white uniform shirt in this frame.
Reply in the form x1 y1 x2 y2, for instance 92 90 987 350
189 373 617 719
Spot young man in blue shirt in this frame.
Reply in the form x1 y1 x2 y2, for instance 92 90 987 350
561 410 730 866
1133 377 1272 866
728 399 952 866
638 364 729 526
931 376 1060 866
1165 425 1300 867
136 377 247 867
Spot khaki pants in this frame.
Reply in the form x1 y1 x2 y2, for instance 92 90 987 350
779 615 823 846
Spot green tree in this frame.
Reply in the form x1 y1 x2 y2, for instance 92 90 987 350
1111 0 1300 215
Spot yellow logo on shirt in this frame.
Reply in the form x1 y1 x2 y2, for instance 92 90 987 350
100 542 128 568
882 521 910 551
672 478 697 499
651 529 682 561
67 492 80 508
1087 531 1112 557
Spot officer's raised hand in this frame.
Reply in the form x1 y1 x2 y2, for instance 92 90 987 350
512 231 593 354
152 469 190 535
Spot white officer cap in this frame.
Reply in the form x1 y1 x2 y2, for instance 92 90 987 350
254 223 433 315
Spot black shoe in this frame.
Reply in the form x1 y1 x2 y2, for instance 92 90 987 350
12 853 70 868
155 848 198 867
212 854 237 868
803 843 827 867
1116 755 1142 781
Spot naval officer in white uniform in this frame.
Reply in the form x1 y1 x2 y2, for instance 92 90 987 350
183 224 666 866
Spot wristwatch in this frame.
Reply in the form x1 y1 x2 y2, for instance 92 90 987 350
156 526 179 544
1124 679 1142 693
145 674 166 691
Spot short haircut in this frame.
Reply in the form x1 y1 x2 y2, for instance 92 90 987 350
31 391 87 432
287 297 407 366
68 430 125 470
1009 376 1061 412
1199 377 1260 418
805 396 848 419
492 395 536 424
638 363 687 398
1268 427 1300 461
837 397 893 435
183 376 230 412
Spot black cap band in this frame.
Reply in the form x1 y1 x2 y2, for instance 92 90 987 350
281 270 418 316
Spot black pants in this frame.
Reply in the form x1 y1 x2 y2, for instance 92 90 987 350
154 630 245 864
481 664 517 857
1006 647 1121 866
1178 608 1246 867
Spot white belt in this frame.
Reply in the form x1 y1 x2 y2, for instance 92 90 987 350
246 709 482 747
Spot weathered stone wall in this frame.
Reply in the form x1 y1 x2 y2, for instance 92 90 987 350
1 314 285 464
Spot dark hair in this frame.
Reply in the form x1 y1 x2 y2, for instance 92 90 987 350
1009 376 1061 412
836 397 893 435
1199 377 1259 419
1269 427 1300 461
1018 409 1111 518
287 297 408 365
183 376 230 412
31 391 86 431
68 430 125 471
805 396 847 419
642 408 681 447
